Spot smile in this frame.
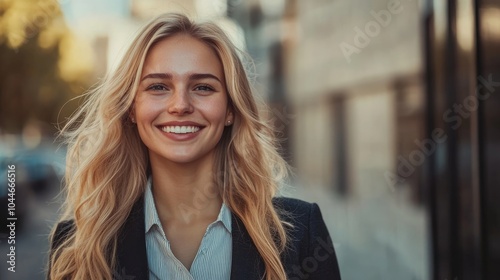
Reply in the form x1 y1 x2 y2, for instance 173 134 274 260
160 126 201 134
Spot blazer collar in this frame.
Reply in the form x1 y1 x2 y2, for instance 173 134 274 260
230 213 266 279
115 196 265 280
115 195 149 280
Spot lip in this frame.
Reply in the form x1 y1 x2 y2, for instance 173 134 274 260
158 121 205 127
156 121 205 141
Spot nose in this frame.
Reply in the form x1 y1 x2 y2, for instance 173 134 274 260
167 89 193 115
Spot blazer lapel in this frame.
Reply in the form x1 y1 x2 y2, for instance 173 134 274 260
114 197 266 280
230 214 265 280
115 196 149 280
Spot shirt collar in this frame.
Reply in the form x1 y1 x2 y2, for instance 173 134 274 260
144 177 232 234
217 198 232 233
144 177 161 234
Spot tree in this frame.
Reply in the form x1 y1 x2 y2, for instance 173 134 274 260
0 0 92 134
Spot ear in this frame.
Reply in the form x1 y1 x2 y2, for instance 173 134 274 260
129 105 136 123
225 107 234 126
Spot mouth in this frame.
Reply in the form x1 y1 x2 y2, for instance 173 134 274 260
159 125 202 134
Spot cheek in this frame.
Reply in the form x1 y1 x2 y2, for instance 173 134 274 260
197 97 228 122
134 100 160 147
134 99 163 122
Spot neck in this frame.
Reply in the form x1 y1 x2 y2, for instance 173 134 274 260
149 153 222 225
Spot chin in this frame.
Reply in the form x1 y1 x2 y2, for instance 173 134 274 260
163 152 205 164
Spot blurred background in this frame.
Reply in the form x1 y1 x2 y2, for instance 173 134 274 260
0 0 499 279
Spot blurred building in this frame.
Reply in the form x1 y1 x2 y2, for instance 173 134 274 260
60 0 245 77
230 0 425 200
229 1 427 279
229 0 499 280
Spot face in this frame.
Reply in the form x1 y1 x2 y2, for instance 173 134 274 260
133 34 233 166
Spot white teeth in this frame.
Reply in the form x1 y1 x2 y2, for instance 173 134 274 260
161 126 200 134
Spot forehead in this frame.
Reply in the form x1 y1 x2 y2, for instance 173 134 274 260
142 34 224 79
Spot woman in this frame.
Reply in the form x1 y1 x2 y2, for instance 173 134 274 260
48 13 341 280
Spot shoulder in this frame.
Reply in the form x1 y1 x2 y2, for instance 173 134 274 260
272 196 315 211
272 197 341 279
47 219 76 279
50 219 75 251
271 196 330 249
272 196 324 226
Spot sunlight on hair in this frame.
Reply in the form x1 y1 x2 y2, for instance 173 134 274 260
213 18 247 54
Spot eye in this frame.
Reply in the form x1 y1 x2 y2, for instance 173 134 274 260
146 84 168 91
194 84 215 92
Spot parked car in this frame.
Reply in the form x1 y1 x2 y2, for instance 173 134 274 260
0 142 65 234
14 148 63 197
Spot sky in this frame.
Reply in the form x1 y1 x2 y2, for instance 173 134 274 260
60 0 129 28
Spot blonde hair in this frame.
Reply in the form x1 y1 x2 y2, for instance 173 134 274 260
49 13 290 280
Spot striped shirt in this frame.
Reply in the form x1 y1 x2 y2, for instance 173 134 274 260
144 178 232 280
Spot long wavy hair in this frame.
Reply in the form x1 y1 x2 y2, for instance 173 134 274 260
49 13 290 280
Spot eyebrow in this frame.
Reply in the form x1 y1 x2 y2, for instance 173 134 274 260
140 73 222 83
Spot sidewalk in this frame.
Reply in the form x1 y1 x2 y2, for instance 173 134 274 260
283 183 429 280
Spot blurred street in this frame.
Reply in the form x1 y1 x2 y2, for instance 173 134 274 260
0 186 63 280
286 184 428 280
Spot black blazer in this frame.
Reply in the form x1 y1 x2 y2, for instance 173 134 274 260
49 197 341 280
